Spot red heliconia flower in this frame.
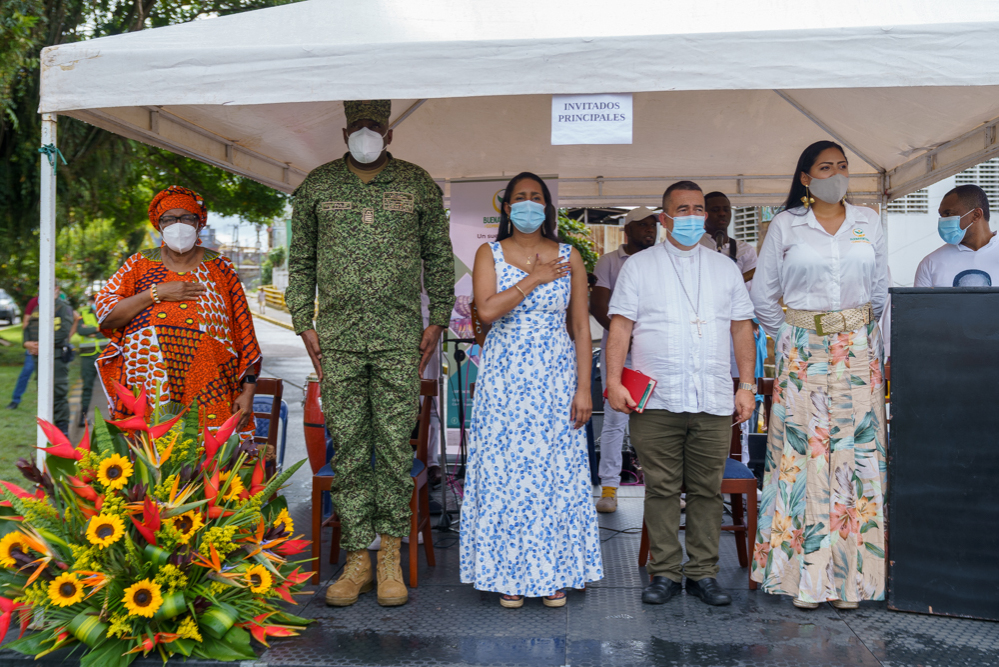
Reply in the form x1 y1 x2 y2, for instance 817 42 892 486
247 456 267 497
274 539 310 557
0 481 33 500
241 613 301 646
131 497 162 546
0 597 24 645
35 419 90 460
65 476 99 502
202 411 242 464
112 381 147 417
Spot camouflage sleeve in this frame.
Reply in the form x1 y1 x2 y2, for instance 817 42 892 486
285 180 318 335
419 177 455 327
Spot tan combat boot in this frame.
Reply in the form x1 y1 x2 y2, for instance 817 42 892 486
376 535 408 606
325 549 373 606
595 486 618 513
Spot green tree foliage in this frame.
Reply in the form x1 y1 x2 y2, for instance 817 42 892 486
557 210 599 273
0 0 300 307
259 245 286 286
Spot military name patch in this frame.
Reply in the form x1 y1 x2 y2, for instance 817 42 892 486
382 192 415 213
362 208 375 224
321 201 353 212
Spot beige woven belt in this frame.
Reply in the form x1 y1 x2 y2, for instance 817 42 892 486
785 303 874 336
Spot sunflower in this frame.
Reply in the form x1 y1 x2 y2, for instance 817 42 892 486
86 514 125 549
0 532 32 568
48 572 84 607
272 508 294 536
219 471 245 501
245 564 272 594
97 454 133 491
122 579 163 618
169 510 204 545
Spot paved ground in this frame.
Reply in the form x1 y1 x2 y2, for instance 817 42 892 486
3 316 997 667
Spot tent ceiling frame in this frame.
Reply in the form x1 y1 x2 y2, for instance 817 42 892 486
69 108 307 193
885 113 999 200
390 99 427 130
773 89 885 180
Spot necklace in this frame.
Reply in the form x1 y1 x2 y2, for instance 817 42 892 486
666 247 705 337
510 239 540 266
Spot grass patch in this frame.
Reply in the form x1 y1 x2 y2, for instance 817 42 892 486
0 325 26 366
0 357 81 484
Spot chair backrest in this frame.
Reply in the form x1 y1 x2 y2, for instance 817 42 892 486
410 379 437 466
252 377 284 453
756 377 774 430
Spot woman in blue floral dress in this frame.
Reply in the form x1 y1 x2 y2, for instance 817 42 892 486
460 172 603 608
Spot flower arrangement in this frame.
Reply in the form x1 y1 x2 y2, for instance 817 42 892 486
0 382 312 667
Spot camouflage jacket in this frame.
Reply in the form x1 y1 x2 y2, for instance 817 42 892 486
286 153 455 352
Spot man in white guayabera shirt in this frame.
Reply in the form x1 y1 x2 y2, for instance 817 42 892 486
605 181 756 608
589 206 659 513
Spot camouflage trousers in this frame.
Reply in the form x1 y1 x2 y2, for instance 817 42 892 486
321 348 420 552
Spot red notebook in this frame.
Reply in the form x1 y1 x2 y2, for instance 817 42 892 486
602 367 657 413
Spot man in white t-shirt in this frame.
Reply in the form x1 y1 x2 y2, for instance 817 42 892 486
589 207 658 513
914 184 999 287
607 181 755 607
700 192 758 284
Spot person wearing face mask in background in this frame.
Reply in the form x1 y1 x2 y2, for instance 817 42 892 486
287 101 454 608
914 184 998 287
700 192 758 284
606 181 756 608
95 186 262 443
750 141 889 610
589 207 659 513
460 172 603 609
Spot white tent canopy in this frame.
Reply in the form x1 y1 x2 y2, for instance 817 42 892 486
38 0 999 206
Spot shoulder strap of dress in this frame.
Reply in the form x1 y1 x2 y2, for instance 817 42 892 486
559 242 571 259
489 241 503 264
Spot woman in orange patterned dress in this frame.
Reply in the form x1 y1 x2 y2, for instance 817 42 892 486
95 186 262 439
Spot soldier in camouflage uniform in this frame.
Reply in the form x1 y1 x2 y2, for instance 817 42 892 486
286 100 454 608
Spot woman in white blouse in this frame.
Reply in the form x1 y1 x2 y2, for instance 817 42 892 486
750 141 889 610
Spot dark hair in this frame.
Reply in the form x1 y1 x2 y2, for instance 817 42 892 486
704 191 729 202
945 184 991 222
496 172 559 242
662 180 703 208
782 140 848 213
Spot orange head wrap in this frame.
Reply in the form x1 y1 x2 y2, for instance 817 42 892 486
148 186 208 231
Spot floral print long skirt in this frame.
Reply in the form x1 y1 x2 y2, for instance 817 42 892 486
751 319 887 603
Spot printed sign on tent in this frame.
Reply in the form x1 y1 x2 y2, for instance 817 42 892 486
551 93 633 145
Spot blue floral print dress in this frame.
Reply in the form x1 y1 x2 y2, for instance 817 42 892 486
459 242 604 597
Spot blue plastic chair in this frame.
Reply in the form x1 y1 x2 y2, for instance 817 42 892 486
252 380 288 472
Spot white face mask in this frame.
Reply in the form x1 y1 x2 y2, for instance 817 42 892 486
347 127 385 164
162 224 199 253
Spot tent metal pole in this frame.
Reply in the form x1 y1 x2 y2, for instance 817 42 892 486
772 90 884 175
37 113 58 464
389 99 427 130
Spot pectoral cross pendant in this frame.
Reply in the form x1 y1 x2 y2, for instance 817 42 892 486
692 316 705 337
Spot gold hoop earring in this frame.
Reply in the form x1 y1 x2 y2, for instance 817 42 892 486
801 186 815 210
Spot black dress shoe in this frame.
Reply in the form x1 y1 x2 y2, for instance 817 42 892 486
685 577 732 606
642 576 682 604
5 402 18 410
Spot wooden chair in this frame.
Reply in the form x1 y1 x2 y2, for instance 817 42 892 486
251 378 283 475
638 384 760 589
310 379 437 586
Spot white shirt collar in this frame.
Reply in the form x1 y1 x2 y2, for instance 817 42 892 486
662 239 699 258
790 202 863 236
956 232 999 252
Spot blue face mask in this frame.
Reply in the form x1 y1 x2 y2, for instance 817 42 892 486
938 210 974 245
663 212 706 247
509 200 547 234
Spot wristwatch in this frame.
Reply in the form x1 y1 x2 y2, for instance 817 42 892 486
738 382 756 393
241 374 257 386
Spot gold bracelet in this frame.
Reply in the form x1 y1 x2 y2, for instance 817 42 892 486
150 284 161 304
514 284 527 298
